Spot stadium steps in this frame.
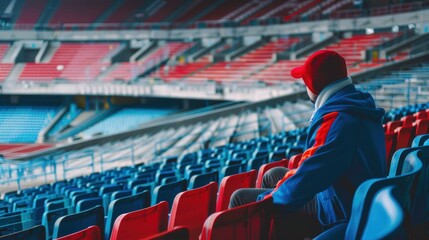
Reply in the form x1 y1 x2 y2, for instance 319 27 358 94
96 63 119 82
234 0 272 22
4 62 24 84
7 0 26 24
185 0 225 23
122 1 157 24
102 43 127 64
40 42 60 63
2 41 23 63
38 105 68 142
0 0 12 14
5 63 25 85
91 0 124 26
165 0 193 22
36 0 62 25
56 109 118 141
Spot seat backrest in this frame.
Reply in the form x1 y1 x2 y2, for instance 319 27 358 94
152 179 187 209
390 146 429 238
401 115 416 127
42 206 74 238
387 120 403 133
385 132 397 167
0 225 44 240
52 205 104 240
346 155 422 239
169 182 217 240
414 118 429 137
143 226 189 240
200 197 273 240
105 190 151 240
56 225 100 240
216 170 257 212
395 125 416 150
188 171 218 189
287 153 302 169
412 133 429 147
360 186 406 240
256 159 288 188
110 201 169 240
219 164 246 179
76 197 103 212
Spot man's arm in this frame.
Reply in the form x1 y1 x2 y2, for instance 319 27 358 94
270 112 358 209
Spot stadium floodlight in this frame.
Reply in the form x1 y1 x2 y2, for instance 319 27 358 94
56 65 64 71
365 28 374 35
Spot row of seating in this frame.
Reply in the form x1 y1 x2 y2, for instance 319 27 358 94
1 102 428 239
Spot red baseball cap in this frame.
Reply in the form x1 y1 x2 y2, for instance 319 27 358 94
291 50 348 95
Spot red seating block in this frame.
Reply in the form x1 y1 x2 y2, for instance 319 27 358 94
57 226 100 240
110 201 169 240
200 197 273 240
216 170 257 212
385 132 397 167
413 110 428 120
168 182 217 240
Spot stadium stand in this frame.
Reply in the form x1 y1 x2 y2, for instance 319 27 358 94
20 43 119 83
0 105 58 143
1 2 429 240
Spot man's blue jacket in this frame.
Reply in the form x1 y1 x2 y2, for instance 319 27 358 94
269 83 386 227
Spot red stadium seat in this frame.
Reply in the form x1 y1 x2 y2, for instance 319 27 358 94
110 202 169 240
168 182 217 240
386 120 403 133
413 110 428 120
395 125 416 150
57 226 100 240
200 197 273 240
287 153 303 169
142 226 189 240
256 159 288 188
414 118 429 136
401 115 415 127
216 170 257 212
385 132 397 167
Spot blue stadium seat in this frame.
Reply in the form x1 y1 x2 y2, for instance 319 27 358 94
0 224 44 240
105 190 151 240
188 171 218 189
52 206 104 240
42 207 74 238
76 197 103 212
152 179 187 208
315 148 422 240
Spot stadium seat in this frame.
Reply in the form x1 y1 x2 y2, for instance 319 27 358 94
412 133 429 147
152 179 187 208
414 118 429 136
394 125 416 150
216 170 257 212
287 153 303 169
200 197 273 240
169 182 217 240
76 197 103 212
0 225 45 240
143 226 189 240
385 132 397 166
256 159 288 188
56 226 100 240
52 206 104 240
42 207 74 238
389 147 429 238
315 147 423 240
387 120 403 133
105 190 151 240
188 171 218 189
110 201 169 240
